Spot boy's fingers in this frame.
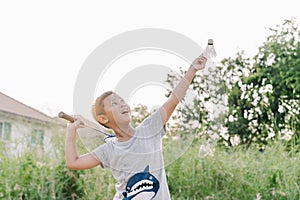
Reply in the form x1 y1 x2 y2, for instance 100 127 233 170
198 57 207 63
200 55 207 60
67 119 81 129
73 115 87 125
74 119 82 128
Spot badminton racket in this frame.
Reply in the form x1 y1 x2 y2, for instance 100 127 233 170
58 111 115 144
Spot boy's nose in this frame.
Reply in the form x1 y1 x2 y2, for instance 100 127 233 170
120 103 127 107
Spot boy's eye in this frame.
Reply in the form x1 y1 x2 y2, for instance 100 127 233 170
112 102 117 106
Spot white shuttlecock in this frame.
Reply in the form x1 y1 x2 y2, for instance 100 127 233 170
203 39 217 58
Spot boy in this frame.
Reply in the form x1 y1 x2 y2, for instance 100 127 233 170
65 55 207 199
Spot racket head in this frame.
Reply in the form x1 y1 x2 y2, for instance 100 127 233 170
59 112 115 152
76 126 105 151
76 115 116 151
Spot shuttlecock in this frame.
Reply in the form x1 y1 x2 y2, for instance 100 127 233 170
203 39 217 58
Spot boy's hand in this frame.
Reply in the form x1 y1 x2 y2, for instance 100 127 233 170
67 119 81 132
191 55 207 71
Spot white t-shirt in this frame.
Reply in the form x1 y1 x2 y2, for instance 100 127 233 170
92 108 171 200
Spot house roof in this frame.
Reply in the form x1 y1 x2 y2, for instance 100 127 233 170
0 92 53 122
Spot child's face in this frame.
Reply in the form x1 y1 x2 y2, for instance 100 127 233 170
102 93 132 126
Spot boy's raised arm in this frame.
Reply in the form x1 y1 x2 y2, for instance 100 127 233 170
161 55 207 125
65 119 101 170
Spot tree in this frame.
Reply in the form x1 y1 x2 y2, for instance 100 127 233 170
131 104 150 127
165 64 227 142
224 18 300 147
165 18 300 148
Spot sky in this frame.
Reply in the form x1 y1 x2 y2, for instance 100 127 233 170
0 0 299 119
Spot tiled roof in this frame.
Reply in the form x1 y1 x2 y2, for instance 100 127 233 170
0 92 52 122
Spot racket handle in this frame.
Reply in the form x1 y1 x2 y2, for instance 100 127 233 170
58 111 75 123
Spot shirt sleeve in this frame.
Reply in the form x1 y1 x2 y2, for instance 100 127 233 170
139 107 166 138
92 143 109 168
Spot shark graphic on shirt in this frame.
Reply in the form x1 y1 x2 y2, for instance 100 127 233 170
122 165 159 200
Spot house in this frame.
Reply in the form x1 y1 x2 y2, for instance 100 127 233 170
0 92 65 155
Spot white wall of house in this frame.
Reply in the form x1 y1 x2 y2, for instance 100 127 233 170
0 111 65 156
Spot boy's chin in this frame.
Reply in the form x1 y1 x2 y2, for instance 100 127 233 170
122 114 132 121
117 117 132 126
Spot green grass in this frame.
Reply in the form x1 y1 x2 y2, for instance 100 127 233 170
166 140 300 199
1 139 299 199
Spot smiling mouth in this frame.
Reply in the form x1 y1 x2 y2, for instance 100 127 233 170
121 110 129 114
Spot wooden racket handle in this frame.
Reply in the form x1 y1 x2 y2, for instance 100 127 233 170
58 111 75 123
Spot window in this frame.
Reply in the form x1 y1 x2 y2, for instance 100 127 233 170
0 122 12 140
31 129 44 145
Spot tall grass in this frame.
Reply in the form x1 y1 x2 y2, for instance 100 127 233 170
0 139 116 200
1 139 299 199
166 140 300 199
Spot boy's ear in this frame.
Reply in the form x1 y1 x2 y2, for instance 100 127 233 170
96 115 109 124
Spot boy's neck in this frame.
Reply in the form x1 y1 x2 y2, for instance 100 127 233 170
113 125 135 142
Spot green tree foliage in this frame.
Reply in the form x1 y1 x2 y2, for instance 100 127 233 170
224 19 300 147
165 19 300 148
165 65 227 141
130 104 150 127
